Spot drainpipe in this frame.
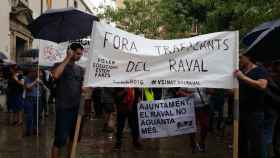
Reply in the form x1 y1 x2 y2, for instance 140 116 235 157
40 0 43 14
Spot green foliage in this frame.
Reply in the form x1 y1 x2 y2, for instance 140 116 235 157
100 0 280 39
201 0 280 37
98 0 164 39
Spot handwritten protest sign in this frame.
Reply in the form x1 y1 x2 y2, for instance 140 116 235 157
84 22 238 89
138 97 196 138
38 39 90 67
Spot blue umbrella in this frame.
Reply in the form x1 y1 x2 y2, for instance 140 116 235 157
28 7 99 43
243 19 280 62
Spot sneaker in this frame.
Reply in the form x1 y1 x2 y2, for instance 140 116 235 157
199 143 206 153
191 143 201 154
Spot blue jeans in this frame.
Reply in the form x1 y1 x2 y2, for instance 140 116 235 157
264 109 277 158
240 111 266 158
24 100 32 133
24 97 41 134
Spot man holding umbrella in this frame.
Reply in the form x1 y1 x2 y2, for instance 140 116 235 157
51 43 84 158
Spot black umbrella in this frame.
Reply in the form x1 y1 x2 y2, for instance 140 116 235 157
0 59 16 66
243 19 280 62
20 49 39 58
0 52 7 60
28 7 99 43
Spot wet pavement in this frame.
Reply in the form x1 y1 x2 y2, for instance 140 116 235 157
0 111 232 158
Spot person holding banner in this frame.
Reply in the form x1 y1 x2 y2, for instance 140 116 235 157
235 54 268 158
51 43 84 158
113 88 142 151
101 88 115 133
24 68 43 136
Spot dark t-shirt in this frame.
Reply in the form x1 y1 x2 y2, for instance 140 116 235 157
54 63 84 110
92 87 102 101
240 66 268 112
114 88 141 105
7 75 24 97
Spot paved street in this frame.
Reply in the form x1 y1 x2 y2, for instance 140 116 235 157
0 110 232 158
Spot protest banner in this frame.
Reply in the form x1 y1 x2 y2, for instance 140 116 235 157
38 39 90 67
84 22 239 89
138 97 196 138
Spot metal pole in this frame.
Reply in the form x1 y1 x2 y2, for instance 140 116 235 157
36 41 40 137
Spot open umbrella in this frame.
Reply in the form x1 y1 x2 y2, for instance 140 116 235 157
0 59 16 66
20 49 39 58
28 7 99 43
0 52 16 66
243 19 280 62
0 52 7 60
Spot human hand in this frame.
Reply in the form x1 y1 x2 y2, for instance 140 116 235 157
36 78 43 84
234 69 245 80
65 49 75 61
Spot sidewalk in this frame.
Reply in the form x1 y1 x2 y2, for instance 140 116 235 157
0 112 231 158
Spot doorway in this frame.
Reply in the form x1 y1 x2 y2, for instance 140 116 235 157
16 36 27 64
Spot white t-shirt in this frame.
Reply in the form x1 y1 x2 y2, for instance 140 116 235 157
178 88 209 108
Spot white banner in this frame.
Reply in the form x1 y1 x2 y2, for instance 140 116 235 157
84 22 239 88
138 97 196 138
38 39 90 67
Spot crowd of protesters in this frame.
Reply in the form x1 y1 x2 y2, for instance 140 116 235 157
1 43 279 158
5 65 51 135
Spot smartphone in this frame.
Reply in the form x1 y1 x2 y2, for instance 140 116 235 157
67 49 73 56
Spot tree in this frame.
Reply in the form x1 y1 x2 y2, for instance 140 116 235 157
101 0 280 39
200 0 280 37
99 0 164 39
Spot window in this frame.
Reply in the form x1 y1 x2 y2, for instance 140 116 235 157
74 0 78 8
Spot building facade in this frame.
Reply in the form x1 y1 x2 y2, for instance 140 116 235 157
0 0 95 62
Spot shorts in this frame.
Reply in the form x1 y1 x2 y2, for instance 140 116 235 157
53 107 78 148
195 106 210 130
84 99 92 114
102 103 115 113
